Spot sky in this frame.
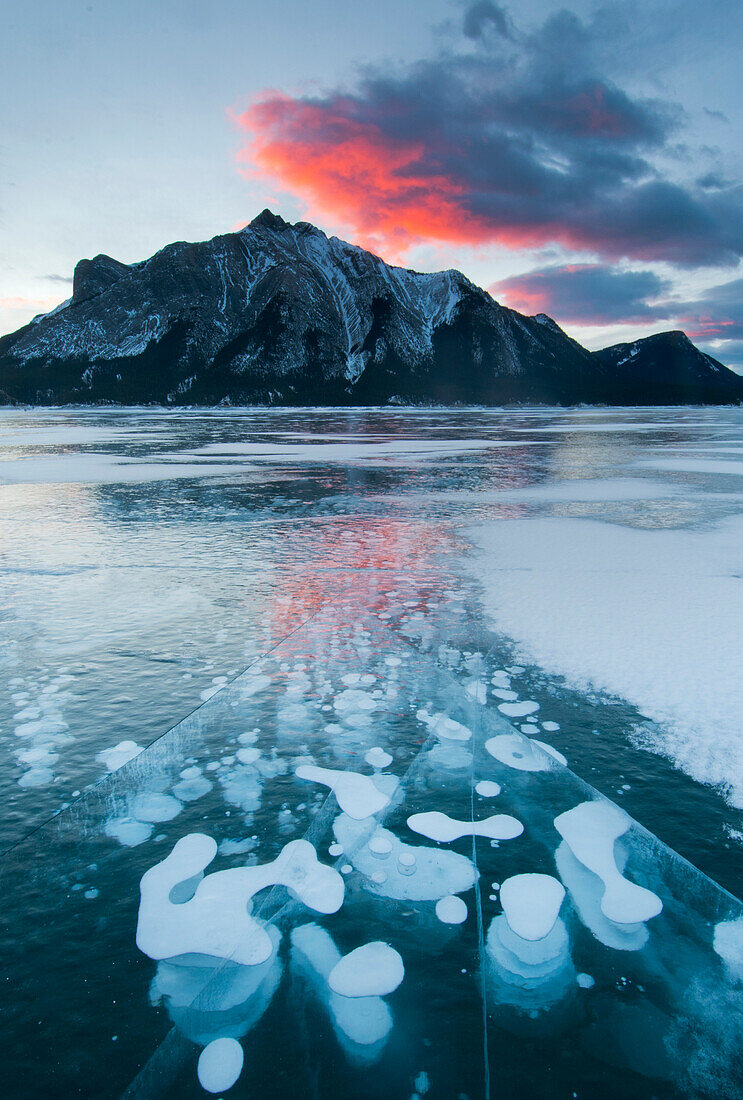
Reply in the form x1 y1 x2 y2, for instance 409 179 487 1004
2 0 742 368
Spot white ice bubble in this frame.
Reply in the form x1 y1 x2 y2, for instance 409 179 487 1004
218 837 258 856
328 942 404 998
197 1037 244 1093
465 681 487 704
295 764 393 819
18 767 54 788
368 835 393 856
131 792 183 823
498 701 540 718
533 740 567 766
172 774 213 802
554 801 662 925
492 689 519 702
435 895 468 924
137 836 344 966
407 811 523 843
713 918 743 982
365 747 393 769
499 874 565 941
555 841 648 952
577 972 595 988
333 816 477 902
96 740 144 773
334 689 378 715
290 923 393 1063
236 747 261 765
542 721 561 732
475 780 502 797
416 710 472 742
485 733 554 772
105 817 153 847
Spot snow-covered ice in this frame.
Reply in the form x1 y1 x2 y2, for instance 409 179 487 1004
469 514 743 806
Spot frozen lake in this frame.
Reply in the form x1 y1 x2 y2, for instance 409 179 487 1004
1 406 742 1097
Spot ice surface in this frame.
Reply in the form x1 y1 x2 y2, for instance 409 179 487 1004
328 942 404 997
197 1037 244 1093
640 457 743 476
295 765 393 818
4 409 743 1098
137 835 344 965
554 801 662 925
499 874 565 941
406 810 523 843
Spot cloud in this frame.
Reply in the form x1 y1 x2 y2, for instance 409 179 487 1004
492 263 743 370
492 263 672 324
676 276 743 341
232 2 743 266
462 1 512 40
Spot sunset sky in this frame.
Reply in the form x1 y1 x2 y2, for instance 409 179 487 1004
3 0 742 367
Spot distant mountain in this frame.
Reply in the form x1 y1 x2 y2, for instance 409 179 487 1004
0 210 740 406
592 330 743 405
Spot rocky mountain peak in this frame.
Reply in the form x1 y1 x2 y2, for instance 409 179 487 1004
248 208 290 232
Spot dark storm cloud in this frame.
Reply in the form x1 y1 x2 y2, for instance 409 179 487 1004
238 1 743 266
462 1 512 40
492 263 672 324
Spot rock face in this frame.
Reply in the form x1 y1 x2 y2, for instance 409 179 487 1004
0 210 740 405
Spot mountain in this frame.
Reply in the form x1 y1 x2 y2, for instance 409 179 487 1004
0 210 740 406
592 330 743 405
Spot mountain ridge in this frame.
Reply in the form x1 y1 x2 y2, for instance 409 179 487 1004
0 210 740 406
